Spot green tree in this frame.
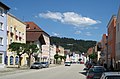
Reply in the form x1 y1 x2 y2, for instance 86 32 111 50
89 53 97 59
54 53 59 64
24 43 39 67
62 56 66 61
9 42 25 68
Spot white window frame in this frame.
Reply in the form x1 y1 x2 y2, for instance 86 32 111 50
0 37 3 45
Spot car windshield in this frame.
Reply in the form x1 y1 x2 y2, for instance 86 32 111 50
41 62 48 64
34 62 41 64
93 68 104 73
65 62 70 63
105 76 120 79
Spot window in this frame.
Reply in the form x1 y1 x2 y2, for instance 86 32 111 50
5 56 8 65
0 22 3 30
19 32 21 36
10 39 12 44
0 8 3 16
15 56 19 65
0 54 2 63
118 23 119 32
10 27 12 32
10 56 14 65
0 37 3 45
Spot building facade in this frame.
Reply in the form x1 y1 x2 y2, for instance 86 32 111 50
25 22 50 63
0 2 10 68
7 13 27 67
116 7 120 70
107 15 116 69
101 34 107 65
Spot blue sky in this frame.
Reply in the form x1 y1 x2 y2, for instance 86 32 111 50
1 0 120 41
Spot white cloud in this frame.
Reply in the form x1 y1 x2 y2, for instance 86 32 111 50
75 30 81 34
39 11 101 27
39 11 63 21
52 32 60 37
85 32 92 36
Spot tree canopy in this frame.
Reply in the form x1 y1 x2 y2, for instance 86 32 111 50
50 36 96 53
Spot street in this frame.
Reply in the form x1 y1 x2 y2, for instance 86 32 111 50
0 64 86 79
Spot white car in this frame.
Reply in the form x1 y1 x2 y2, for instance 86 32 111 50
100 72 120 79
64 62 71 66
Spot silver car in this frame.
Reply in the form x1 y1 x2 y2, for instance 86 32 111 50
100 72 120 79
30 62 43 69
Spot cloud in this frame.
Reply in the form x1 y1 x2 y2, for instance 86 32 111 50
39 11 101 27
85 32 92 36
39 11 63 21
52 32 60 37
75 30 81 34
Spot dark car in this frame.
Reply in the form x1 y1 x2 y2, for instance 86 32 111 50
86 66 106 79
30 62 43 69
41 62 49 68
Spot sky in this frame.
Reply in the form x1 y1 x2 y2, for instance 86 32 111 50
1 0 120 41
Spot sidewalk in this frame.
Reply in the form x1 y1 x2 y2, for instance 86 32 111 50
0 64 61 76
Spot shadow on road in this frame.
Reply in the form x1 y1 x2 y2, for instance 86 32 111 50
79 71 87 76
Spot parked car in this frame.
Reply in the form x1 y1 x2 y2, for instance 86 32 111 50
65 61 71 66
41 62 49 68
100 72 120 79
30 62 43 69
86 66 106 79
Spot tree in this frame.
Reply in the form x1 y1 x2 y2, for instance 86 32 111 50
54 53 59 64
89 53 97 59
62 56 66 61
24 43 39 67
9 42 25 68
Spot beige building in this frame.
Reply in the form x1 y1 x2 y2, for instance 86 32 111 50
7 13 27 67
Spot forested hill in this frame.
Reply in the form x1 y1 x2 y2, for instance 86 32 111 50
50 36 97 53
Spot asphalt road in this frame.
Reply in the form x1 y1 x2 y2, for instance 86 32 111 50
0 64 86 79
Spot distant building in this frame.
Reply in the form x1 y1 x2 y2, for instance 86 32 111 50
50 44 56 64
0 2 10 68
101 34 107 65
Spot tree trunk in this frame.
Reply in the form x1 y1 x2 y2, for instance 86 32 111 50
28 55 31 67
18 55 22 68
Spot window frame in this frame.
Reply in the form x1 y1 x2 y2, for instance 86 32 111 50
0 22 3 30
0 37 3 45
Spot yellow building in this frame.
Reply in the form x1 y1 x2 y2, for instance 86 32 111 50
6 13 27 67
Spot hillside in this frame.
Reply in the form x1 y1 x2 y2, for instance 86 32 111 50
50 36 97 53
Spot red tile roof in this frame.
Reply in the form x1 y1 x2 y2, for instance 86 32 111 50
25 22 49 42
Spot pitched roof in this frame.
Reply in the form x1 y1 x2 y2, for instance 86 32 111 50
0 2 10 10
25 22 42 31
26 31 42 41
25 22 49 43
25 22 49 36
